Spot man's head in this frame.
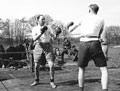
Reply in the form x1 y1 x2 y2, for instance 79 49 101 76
64 37 69 42
37 15 46 26
55 26 62 36
55 47 60 55
88 4 99 14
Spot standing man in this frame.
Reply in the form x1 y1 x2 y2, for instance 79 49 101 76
70 45 78 62
31 15 59 88
71 4 109 91
61 37 71 63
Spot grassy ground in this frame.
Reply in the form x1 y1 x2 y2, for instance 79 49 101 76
0 46 120 91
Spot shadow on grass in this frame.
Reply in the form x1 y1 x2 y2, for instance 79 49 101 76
85 78 100 83
0 77 13 81
57 80 78 86
57 78 100 86
117 83 120 86
42 66 63 71
0 78 8 81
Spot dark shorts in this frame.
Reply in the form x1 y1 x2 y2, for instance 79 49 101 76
78 40 107 68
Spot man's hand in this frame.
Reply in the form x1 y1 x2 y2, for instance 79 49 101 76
51 27 62 40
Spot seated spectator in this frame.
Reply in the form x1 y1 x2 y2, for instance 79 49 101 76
54 47 67 66
70 45 78 62
61 37 71 63
54 47 63 65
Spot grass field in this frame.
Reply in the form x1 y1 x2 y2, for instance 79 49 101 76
0 46 120 91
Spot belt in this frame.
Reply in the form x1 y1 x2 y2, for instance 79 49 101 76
80 35 99 38
80 36 99 42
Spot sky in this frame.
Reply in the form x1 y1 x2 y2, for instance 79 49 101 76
0 0 120 27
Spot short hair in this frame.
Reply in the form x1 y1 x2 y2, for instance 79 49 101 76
89 4 99 13
36 15 44 20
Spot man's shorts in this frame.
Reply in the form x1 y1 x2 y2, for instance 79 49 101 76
33 42 54 63
78 40 107 68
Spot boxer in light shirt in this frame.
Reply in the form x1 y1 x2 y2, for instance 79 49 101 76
71 4 108 91
31 15 58 88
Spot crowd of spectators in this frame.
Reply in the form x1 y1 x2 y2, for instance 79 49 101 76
0 44 27 68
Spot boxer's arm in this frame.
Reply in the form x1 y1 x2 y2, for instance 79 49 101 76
33 26 48 41
70 23 81 33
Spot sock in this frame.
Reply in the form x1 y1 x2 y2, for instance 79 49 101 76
50 79 54 82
